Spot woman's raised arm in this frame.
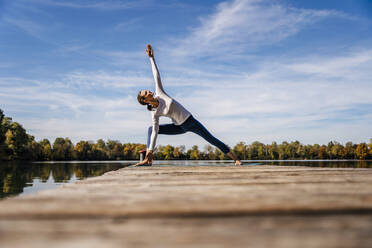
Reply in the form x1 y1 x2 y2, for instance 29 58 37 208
146 44 166 95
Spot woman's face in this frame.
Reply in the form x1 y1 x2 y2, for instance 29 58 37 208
139 90 154 103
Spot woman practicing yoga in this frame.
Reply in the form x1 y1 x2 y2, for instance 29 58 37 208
135 44 242 166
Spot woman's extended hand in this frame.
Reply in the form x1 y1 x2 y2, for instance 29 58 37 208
134 150 153 166
146 44 154 58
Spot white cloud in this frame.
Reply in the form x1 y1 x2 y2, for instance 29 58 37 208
25 0 145 10
3 16 43 38
114 18 142 31
168 0 346 58
63 70 152 89
98 50 147 68
0 63 15 68
287 49 372 79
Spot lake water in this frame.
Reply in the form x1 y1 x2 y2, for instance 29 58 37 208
0 160 371 199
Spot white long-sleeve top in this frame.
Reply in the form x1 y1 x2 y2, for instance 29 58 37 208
148 57 191 151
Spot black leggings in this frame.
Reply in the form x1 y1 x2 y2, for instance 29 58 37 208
147 115 230 153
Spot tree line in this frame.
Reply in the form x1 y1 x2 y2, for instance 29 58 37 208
1 109 372 161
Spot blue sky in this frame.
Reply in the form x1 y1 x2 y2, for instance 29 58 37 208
1 0 371 148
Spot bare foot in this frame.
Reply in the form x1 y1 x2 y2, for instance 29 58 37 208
235 160 243 166
226 151 242 166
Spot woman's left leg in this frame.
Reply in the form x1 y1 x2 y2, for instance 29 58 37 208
186 117 230 154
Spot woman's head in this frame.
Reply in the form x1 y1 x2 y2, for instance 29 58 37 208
137 90 155 111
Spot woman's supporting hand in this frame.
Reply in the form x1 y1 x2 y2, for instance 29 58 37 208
146 44 154 58
134 150 153 166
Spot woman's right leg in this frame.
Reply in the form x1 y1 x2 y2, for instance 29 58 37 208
147 124 186 148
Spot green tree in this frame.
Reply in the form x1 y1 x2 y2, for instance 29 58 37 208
294 142 306 159
28 137 43 160
327 141 335 159
188 145 200 160
39 139 52 161
96 139 106 150
308 144 319 159
344 142 355 159
248 141 263 159
4 122 29 160
318 145 327 159
331 142 345 159
123 143 137 160
92 139 108 160
161 145 174 160
355 143 368 160
268 142 279 160
154 145 165 160
258 144 264 159
74 140 92 160
173 145 185 159
173 146 181 159
52 138 74 160
278 141 290 160
106 140 123 160
205 145 217 160
288 141 301 159
0 109 6 158
233 142 246 160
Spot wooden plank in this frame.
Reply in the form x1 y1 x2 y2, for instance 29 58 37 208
0 165 371 247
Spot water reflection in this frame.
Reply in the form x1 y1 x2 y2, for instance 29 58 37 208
0 161 132 199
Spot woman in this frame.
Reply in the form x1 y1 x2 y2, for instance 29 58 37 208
135 44 242 166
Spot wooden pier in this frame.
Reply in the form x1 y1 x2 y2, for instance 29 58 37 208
0 164 371 247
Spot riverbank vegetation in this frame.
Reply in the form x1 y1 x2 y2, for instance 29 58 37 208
1 109 371 161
